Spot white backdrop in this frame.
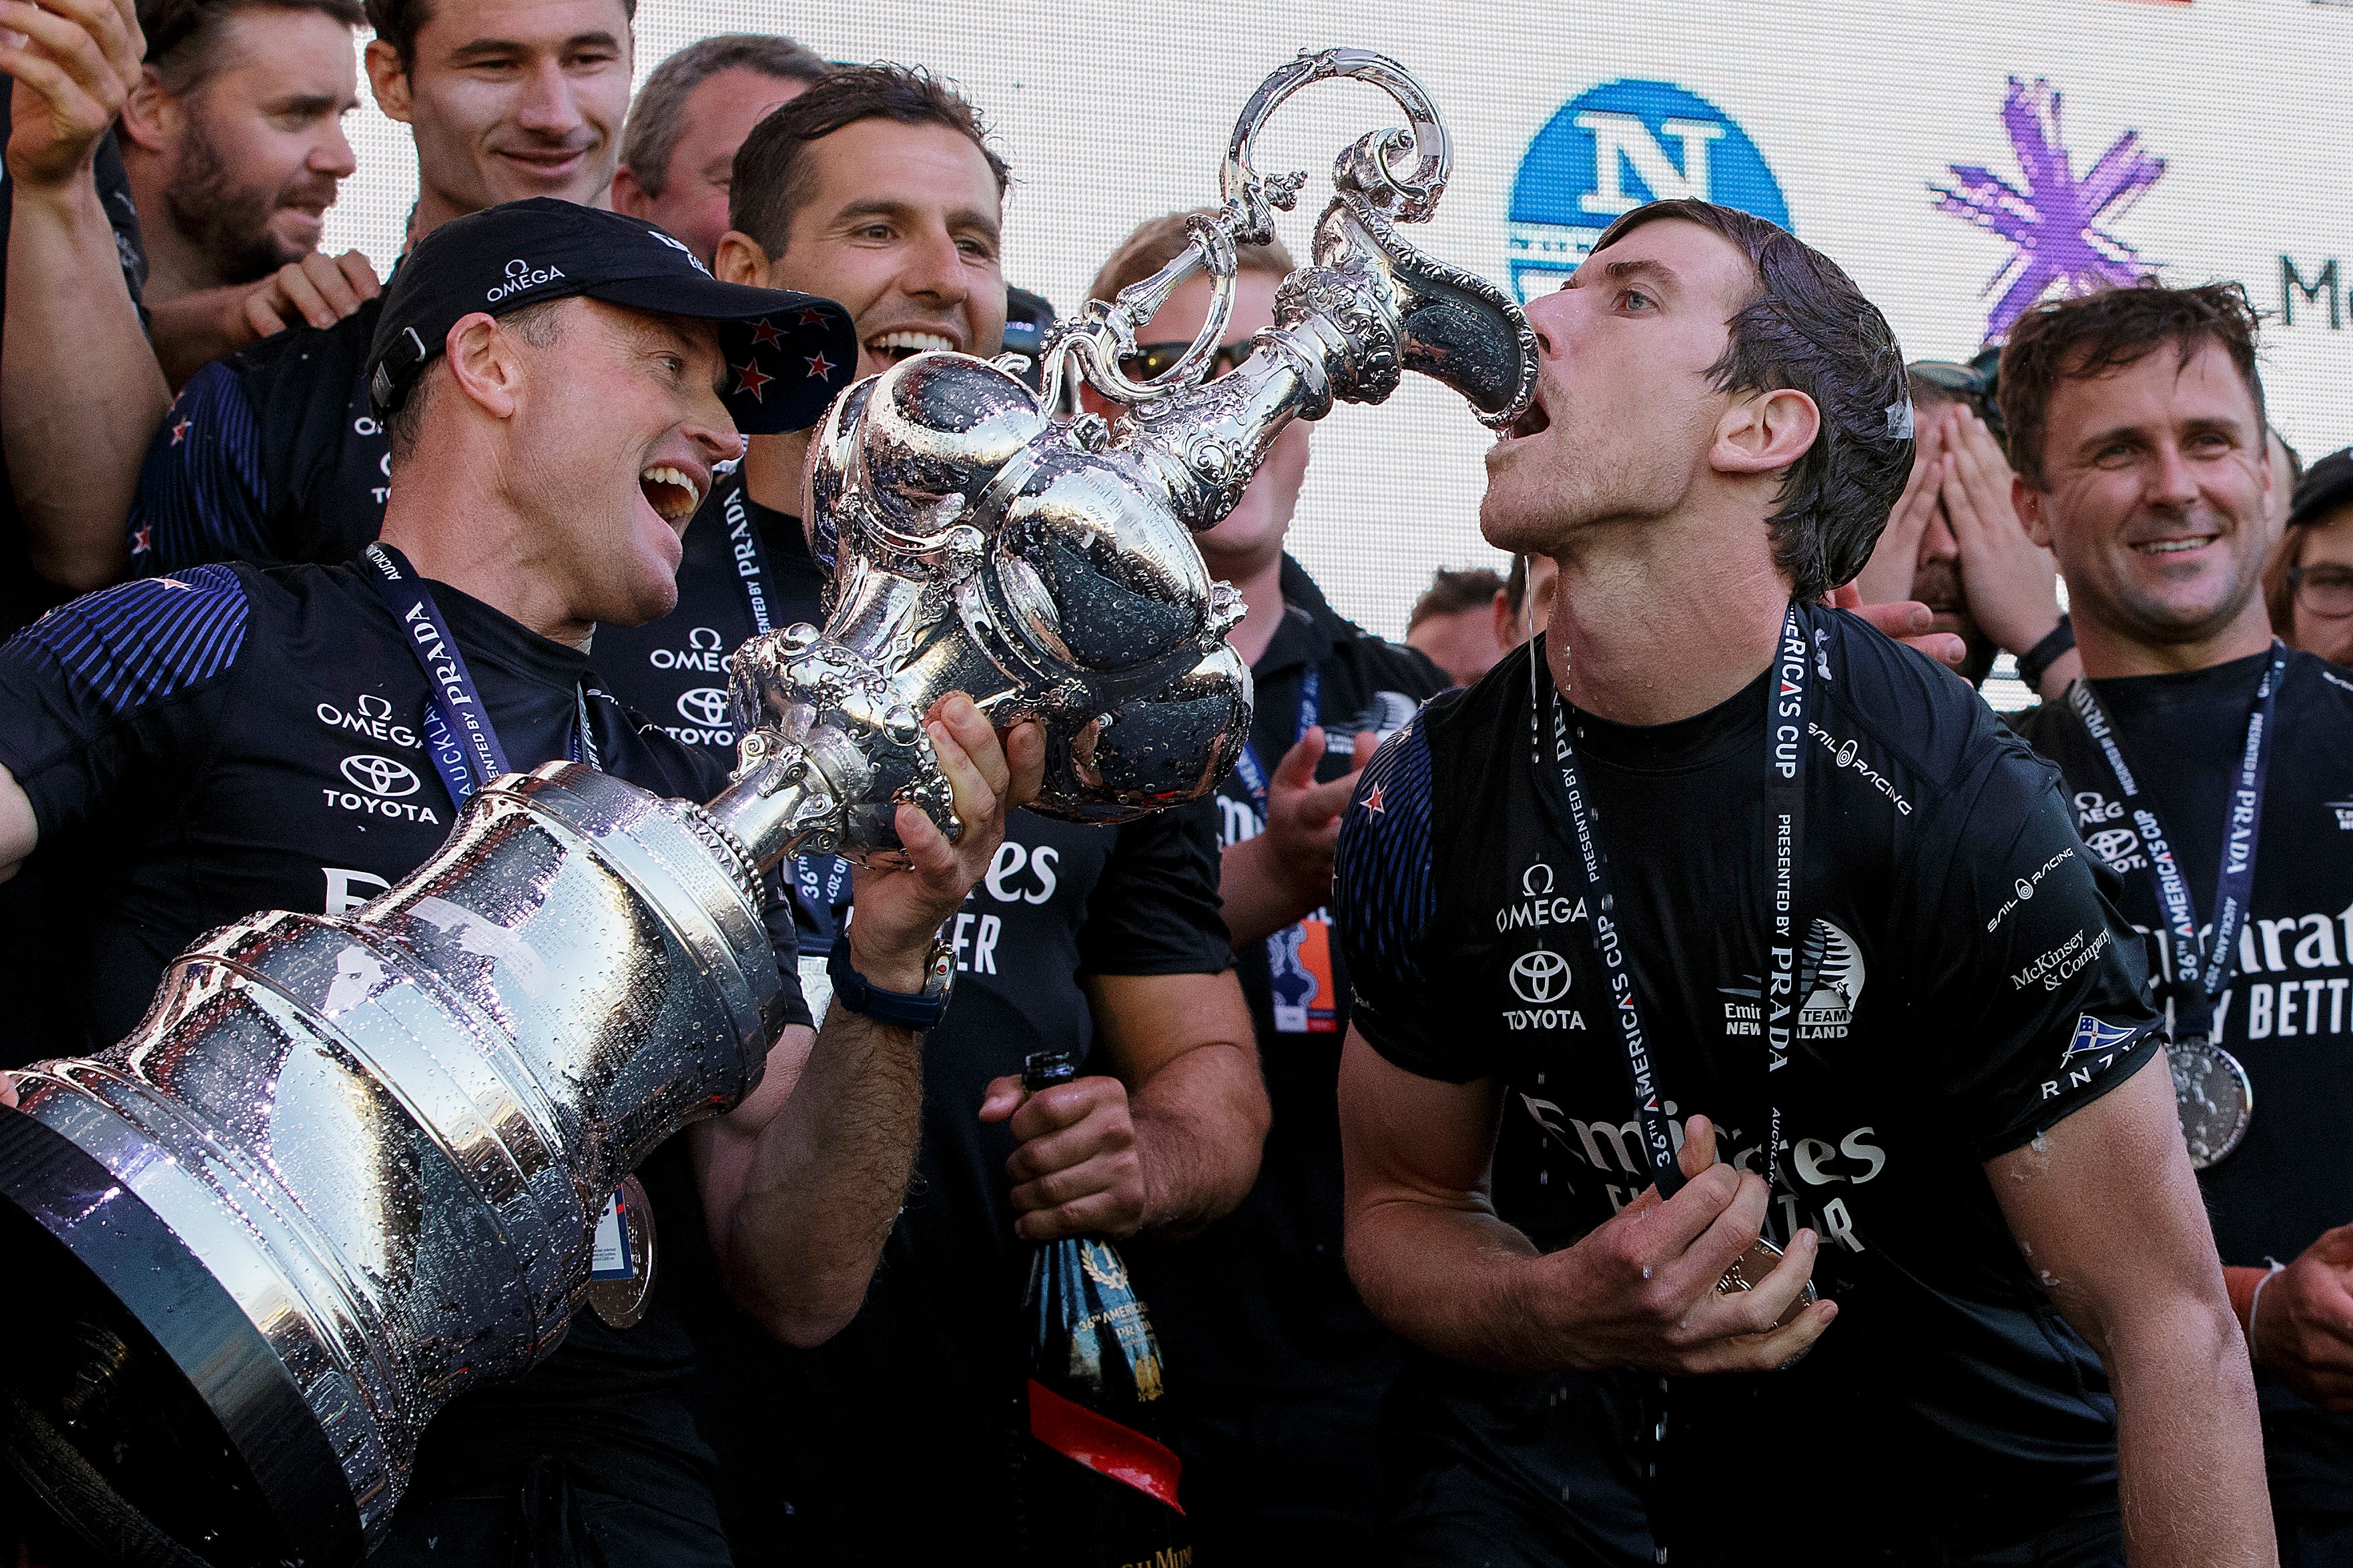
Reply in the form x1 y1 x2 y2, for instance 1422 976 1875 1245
320 0 2353 640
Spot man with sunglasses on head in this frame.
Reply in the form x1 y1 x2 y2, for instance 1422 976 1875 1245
619 71 1266 1567
2001 286 2353 1566
1066 211 1450 1564
1855 360 2083 699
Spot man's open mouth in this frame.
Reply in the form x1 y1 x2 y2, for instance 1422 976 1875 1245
866 330 958 365
1498 394 1552 442
2131 536 2217 556
639 464 703 522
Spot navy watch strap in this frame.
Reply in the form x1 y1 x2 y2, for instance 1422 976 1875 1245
826 939 952 1030
2017 615 2075 691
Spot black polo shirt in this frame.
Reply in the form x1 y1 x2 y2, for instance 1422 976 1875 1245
0 559 809 1557
1131 554 1444 1393
2013 650 2353 1517
1335 609 2163 1559
125 298 387 575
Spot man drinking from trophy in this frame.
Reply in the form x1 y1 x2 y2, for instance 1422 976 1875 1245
0 196 1042 1565
1333 198 2271 1565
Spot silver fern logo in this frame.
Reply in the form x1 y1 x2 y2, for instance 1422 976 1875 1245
1799 919 1866 1039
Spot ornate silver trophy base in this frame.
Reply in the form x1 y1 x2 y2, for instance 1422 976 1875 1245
1 765 785 1563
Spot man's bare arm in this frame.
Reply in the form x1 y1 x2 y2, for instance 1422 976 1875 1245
1338 1030 1832 1375
1 0 169 593
692 699 1042 1347
1987 1051 2272 1568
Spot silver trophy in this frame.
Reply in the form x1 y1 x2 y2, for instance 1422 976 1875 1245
0 49 1532 1565
723 46 1535 855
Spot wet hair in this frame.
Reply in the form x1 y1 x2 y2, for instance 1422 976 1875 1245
1997 281 2266 487
1087 210 1295 307
727 63 1008 256
1409 566 1505 630
1587 198 1914 601
619 35 830 198
362 0 633 73
140 0 365 93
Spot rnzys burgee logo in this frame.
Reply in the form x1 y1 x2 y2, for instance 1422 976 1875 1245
1506 79 1790 302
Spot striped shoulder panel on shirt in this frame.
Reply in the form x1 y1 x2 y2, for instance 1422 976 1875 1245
1335 712 1437 989
126 362 269 574
4 564 252 713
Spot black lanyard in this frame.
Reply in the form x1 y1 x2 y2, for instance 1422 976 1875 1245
1524 603 1811 1201
364 542 596 808
2067 645 2285 1042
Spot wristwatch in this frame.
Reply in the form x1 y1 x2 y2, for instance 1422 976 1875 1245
827 933 956 1030
2017 615 2075 692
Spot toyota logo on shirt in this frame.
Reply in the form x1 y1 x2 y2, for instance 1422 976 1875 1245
676 687 730 727
341 753 422 798
1510 949 1572 1004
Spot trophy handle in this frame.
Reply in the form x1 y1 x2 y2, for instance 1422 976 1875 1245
1038 47 1453 414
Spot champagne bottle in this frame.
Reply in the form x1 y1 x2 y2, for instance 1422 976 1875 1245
1014 1049 1191 1568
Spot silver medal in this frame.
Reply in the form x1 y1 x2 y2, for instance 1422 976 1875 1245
2167 1036 2253 1169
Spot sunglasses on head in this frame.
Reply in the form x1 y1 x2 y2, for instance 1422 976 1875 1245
1118 340 1255 382
1908 354 2007 438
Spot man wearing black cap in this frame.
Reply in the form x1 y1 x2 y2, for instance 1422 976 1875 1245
1999 282 2352 1565
121 0 639 576
0 197 1041 1564
2268 448 2353 669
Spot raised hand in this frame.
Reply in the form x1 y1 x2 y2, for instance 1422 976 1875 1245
0 0 141 189
845 693 1044 992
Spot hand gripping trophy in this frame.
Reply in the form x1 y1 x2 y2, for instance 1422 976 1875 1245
0 49 1532 1565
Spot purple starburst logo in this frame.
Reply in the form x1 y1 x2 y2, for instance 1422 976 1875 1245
1931 77 2166 341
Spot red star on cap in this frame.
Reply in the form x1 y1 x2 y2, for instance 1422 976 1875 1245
734 360 773 401
796 308 828 327
749 318 784 348
169 416 192 445
1362 783 1386 817
805 351 837 380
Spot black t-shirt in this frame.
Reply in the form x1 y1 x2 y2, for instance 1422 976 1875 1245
1334 607 2164 1555
0 96 151 639
0 558 808 1538
125 297 388 576
593 468 826 759
675 562 1235 1567
1130 554 1443 1393
2013 649 2353 1514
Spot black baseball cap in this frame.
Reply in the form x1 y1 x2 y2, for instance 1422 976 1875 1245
2288 447 2353 530
367 197 858 435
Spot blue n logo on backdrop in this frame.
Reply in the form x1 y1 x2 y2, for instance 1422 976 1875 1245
1507 79 1789 303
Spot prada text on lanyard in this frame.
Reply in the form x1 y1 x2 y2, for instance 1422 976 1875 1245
363 542 599 807
2066 646 2284 1046
1522 605 1812 1207
1233 666 1334 1034
717 470 781 639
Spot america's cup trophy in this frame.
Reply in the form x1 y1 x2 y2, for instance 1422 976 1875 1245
0 48 1533 1565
